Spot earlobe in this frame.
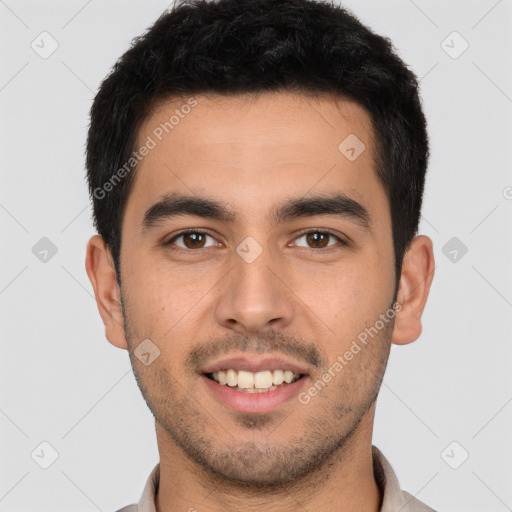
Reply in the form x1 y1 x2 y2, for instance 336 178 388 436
85 235 128 350
391 235 435 346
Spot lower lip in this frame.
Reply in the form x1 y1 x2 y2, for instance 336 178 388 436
201 375 308 414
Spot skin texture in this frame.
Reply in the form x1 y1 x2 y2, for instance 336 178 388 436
86 91 435 512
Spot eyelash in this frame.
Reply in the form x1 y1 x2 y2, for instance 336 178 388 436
165 228 349 253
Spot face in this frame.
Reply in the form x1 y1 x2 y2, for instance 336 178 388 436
114 92 398 485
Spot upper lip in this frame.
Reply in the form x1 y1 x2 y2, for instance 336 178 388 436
200 355 310 376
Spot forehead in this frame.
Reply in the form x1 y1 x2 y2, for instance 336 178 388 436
123 91 387 230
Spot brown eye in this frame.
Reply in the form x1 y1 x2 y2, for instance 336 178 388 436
294 230 346 250
305 232 330 248
166 230 216 250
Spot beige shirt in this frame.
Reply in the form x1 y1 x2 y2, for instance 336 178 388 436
116 445 436 512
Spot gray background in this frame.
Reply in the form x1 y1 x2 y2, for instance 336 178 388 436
1 0 511 510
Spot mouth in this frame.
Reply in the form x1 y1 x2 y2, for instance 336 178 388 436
204 369 305 393
199 358 310 413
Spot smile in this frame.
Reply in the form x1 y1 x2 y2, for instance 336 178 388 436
206 368 303 393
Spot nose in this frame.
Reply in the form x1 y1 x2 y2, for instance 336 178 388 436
214 241 295 334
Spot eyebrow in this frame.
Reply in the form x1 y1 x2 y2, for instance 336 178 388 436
141 192 371 234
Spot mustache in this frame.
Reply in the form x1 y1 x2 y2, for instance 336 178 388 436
185 329 326 374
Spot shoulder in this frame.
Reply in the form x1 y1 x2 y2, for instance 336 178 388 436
113 505 137 512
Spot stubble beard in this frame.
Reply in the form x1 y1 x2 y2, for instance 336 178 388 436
120 292 392 490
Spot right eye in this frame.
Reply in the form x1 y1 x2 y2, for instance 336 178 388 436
165 229 219 251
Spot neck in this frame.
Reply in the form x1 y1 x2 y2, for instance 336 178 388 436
154 407 382 512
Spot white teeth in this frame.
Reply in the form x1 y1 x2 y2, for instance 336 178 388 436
210 368 301 390
234 385 279 393
254 370 273 389
226 369 237 387
237 370 254 389
273 369 284 385
284 370 294 384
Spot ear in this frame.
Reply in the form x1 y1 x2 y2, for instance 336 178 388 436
391 235 435 345
85 235 128 350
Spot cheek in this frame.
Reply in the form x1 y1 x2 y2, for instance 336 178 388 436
122 260 215 357
122 263 177 338
296 252 393 339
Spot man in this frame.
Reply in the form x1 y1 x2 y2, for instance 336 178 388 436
85 0 436 510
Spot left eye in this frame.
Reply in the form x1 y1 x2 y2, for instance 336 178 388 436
293 231 346 250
